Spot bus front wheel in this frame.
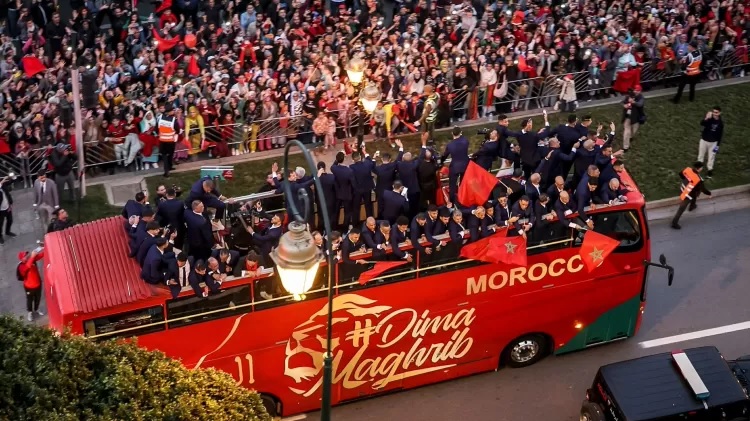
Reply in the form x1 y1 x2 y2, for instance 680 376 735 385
502 334 549 368
260 394 279 418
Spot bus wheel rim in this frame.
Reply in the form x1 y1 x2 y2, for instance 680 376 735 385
510 340 539 363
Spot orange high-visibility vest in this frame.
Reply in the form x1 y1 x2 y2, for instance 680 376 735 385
685 52 702 76
158 115 177 143
680 167 701 200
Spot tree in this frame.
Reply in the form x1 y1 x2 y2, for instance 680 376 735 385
0 316 271 421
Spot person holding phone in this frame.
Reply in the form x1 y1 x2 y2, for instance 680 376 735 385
0 173 16 243
18 246 44 322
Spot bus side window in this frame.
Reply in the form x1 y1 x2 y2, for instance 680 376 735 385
167 285 252 328
573 210 643 252
84 306 165 340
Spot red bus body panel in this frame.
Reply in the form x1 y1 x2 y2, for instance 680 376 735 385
43 181 649 417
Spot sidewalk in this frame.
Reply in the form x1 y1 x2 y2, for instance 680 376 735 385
82 76 750 189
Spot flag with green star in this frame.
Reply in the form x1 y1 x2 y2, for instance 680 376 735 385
579 230 621 272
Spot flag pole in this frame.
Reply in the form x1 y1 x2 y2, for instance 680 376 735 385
71 68 87 198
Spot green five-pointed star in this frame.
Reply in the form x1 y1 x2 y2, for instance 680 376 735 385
505 241 517 254
589 247 605 262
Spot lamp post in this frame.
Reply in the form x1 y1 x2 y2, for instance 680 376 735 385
345 57 382 149
269 139 335 421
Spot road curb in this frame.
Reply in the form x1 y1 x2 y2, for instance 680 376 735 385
645 184 750 210
645 184 750 221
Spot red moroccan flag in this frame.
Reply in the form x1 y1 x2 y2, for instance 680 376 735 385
457 161 498 207
152 28 181 52
187 55 200 76
460 229 508 263
579 230 620 272
487 235 527 267
155 0 173 13
358 261 409 285
21 56 46 77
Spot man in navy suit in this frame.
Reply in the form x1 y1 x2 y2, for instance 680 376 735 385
394 139 421 219
572 123 615 189
184 200 215 262
141 237 169 285
166 252 194 299
361 217 379 250
509 196 535 238
440 127 470 205
536 138 577 188
156 187 186 248
128 208 157 256
373 152 398 216
548 114 586 179
331 151 355 229
316 161 337 232
495 193 514 228
135 221 164 267
272 166 315 223
350 151 376 226
372 220 392 260
575 177 600 229
546 176 567 206
185 176 228 219
596 144 624 186
473 130 501 171
494 114 522 160
390 216 413 262
554 191 584 232
340 228 368 281
599 178 627 205
245 213 283 267
448 210 469 251
515 115 551 178
380 181 410 225
467 206 490 242
188 259 210 298
524 173 543 206
122 191 150 219
410 212 438 261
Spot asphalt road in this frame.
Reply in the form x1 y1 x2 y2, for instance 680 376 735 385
298 207 750 421
1 191 749 421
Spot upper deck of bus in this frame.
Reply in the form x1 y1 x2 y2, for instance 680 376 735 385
42 165 646 330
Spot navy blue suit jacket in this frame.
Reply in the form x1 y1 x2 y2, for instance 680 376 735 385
330 162 354 201
379 190 409 223
141 246 165 285
157 198 185 228
536 148 575 185
317 173 337 209
441 136 470 175
185 176 222 208
350 157 376 193
136 234 160 267
361 226 379 250
396 151 421 192
474 140 500 171
122 199 149 219
389 228 410 259
374 161 398 196
184 210 213 247
253 225 282 257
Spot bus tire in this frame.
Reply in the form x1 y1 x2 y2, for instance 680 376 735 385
502 334 549 368
260 394 279 418
580 401 605 421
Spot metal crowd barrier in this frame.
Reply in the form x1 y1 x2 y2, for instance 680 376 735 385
0 57 747 185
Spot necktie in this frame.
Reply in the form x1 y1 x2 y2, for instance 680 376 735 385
181 266 187 287
41 182 45 194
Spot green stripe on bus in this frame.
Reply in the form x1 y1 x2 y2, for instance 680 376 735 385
555 295 641 355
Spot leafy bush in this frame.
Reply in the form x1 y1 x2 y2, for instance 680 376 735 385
0 316 270 421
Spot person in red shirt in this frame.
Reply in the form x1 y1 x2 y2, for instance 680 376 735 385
107 116 128 166
18 247 44 322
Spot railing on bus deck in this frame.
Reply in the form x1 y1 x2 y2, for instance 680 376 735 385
84 199 634 341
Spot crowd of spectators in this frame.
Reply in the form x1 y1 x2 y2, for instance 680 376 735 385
0 0 748 188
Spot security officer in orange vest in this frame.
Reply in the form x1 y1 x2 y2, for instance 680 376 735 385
671 161 712 230
672 41 703 104
157 103 181 178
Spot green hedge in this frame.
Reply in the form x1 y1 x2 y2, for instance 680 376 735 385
0 316 270 421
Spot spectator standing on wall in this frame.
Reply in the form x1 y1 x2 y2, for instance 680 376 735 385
49 143 76 202
621 85 645 152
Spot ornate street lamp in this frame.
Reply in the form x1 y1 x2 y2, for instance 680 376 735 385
269 220 322 301
272 139 336 421
345 56 366 86
345 56 382 148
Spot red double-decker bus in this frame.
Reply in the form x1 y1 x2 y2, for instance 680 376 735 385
43 168 669 418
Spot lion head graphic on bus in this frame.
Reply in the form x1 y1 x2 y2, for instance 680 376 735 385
284 293 477 397
284 294 391 396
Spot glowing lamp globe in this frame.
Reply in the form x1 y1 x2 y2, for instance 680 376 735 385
270 221 322 300
359 84 382 114
346 56 366 86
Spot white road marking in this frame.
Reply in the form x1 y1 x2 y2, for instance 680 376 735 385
280 415 307 421
639 321 750 348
